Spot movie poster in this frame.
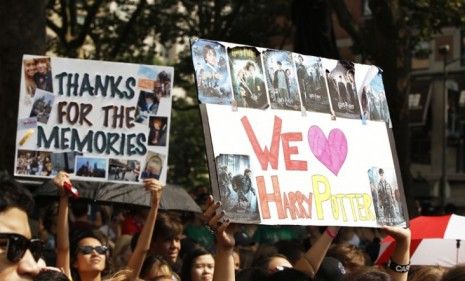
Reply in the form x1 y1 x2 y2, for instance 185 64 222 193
191 40 233 105
293 54 331 113
263 50 300 111
228 46 268 109
360 66 392 127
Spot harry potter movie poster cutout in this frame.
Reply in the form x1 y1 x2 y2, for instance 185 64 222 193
360 66 392 127
322 59 361 119
263 50 301 111
293 54 331 113
191 40 233 105
228 46 268 109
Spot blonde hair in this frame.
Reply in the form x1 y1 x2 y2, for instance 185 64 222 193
408 265 445 281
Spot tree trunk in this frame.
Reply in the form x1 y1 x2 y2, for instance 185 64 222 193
0 0 46 173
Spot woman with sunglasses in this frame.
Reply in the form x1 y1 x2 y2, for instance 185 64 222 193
54 171 163 281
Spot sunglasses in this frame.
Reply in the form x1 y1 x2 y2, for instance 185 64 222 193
77 245 109 255
0 233 44 263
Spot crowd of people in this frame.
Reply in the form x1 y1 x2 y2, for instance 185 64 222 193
1 170 465 281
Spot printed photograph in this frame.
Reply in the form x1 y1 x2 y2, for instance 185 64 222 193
293 54 331 113
109 159 141 182
228 46 268 109
215 154 260 223
22 58 38 100
33 57 53 93
75 156 107 178
325 60 361 119
137 65 172 98
29 89 55 124
367 167 405 226
51 151 81 175
148 116 168 146
135 90 160 124
263 50 300 111
15 150 52 176
141 151 165 180
360 68 392 127
192 39 233 105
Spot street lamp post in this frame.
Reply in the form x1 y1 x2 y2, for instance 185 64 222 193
439 44 450 209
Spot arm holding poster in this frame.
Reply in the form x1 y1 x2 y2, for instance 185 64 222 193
126 179 163 280
54 171 72 280
294 226 340 278
203 196 235 281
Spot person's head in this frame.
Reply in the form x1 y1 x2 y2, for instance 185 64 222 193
253 253 292 274
32 269 70 281
140 255 174 280
70 231 109 280
150 213 183 263
34 58 49 74
152 119 163 130
298 55 304 63
267 267 308 281
277 61 282 68
440 263 465 281
342 266 390 281
409 265 445 281
244 169 252 177
145 157 163 175
23 59 37 79
245 62 255 73
378 168 384 177
203 45 217 66
327 243 368 273
145 94 156 105
0 171 44 280
181 248 214 281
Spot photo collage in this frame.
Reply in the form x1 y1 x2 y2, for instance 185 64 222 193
15 56 173 184
191 38 392 126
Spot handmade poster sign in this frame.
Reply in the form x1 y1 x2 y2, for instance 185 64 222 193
15 56 173 185
192 39 408 227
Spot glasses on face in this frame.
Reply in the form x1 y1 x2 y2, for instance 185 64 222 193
77 245 109 255
0 233 44 263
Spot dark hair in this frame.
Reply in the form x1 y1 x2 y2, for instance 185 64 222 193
0 171 34 215
203 45 216 60
70 230 110 280
70 201 88 218
268 267 309 281
33 270 70 281
152 213 183 241
180 247 212 281
140 255 172 279
441 264 465 281
236 267 268 281
343 266 391 281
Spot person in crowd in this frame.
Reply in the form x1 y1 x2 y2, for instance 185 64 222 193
23 58 38 99
408 265 445 281
0 171 45 280
33 57 53 92
149 213 184 273
33 269 70 281
140 254 177 281
326 243 370 272
180 247 215 281
54 171 163 281
440 263 465 281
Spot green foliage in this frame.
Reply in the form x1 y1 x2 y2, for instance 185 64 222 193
46 0 288 191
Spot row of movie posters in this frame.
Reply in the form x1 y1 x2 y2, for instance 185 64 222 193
191 39 391 126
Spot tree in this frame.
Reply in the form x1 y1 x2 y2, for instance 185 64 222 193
328 0 465 214
44 0 290 189
0 0 46 173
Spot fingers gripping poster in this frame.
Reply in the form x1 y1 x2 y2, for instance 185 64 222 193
192 39 408 227
15 56 173 185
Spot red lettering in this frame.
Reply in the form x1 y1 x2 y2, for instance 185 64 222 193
281 132 307 170
256 175 286 219
241 116 281 170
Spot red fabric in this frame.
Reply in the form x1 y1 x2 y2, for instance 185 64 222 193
121 216 142 235
376 239 422 265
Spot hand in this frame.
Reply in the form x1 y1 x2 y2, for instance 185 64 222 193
382 226 411 244
143 179 163 205
53 171 71 196
203 195 235 251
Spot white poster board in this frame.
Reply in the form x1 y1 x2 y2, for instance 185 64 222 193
193 39 407 227
15 56 173 186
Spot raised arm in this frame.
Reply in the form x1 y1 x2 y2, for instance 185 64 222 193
53 171 72 279
203 196 235 281
294 226 340 278
126 179 163 280
382 226 411 281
